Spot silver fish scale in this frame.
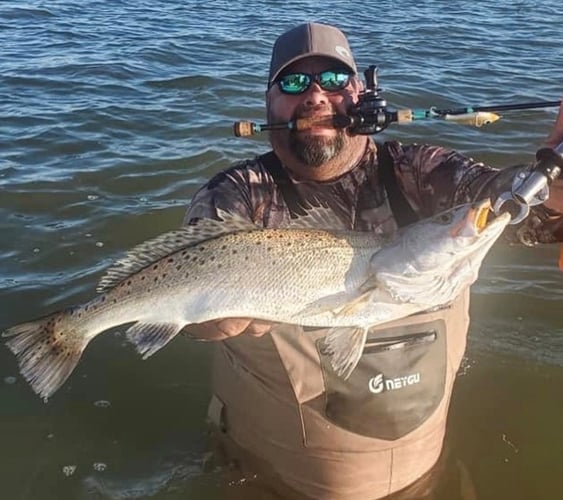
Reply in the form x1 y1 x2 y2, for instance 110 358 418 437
3 201 512 398
64 228 381 336
185 229 378 324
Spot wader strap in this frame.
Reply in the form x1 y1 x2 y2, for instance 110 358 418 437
376 142 419 227
259 151 309 217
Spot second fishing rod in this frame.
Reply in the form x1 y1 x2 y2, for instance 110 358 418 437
233 65 561 137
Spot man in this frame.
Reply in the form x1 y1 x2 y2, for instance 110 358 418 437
184 23 563 499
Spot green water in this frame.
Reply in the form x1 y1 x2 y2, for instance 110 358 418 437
1 1 562 498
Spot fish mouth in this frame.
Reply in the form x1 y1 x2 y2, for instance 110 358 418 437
451 199 510 238
472 199 511 235
474 200 491 232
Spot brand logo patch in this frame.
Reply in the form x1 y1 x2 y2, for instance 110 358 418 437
335 45 351 60
368 372 421 394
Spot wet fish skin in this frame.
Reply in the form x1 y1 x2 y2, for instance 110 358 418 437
2 201 510 399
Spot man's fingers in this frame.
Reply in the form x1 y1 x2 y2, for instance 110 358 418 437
215 318 254 337
245 319 274 337
186 318 274 339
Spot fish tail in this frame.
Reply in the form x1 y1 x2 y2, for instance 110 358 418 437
3 310 89 400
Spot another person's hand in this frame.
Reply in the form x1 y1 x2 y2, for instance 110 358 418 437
185 318 274 341
542 99 563 215
545 99 563 148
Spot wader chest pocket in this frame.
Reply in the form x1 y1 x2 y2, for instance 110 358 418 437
317 320 447 440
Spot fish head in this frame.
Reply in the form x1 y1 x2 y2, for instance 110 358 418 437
371 199 511 305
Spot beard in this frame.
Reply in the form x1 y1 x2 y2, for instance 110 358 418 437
288 130 346 167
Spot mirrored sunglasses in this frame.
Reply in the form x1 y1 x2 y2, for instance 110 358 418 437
275 70 352 95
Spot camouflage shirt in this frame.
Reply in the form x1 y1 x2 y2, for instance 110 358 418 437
184 139 562 245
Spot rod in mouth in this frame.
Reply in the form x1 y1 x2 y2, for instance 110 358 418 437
233 114 352 137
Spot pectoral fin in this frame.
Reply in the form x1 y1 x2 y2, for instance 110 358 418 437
126 322 184 359
320 326 368 379
296 289 378 320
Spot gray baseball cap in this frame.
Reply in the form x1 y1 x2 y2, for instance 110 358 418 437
268 23 357 84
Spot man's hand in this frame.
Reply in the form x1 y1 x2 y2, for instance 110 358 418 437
185 318 274 341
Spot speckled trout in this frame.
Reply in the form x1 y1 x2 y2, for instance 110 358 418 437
3 200 510 399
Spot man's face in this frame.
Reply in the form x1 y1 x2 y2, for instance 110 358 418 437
266 56 362 168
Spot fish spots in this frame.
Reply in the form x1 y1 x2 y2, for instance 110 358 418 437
176 265 182 271
168 258 175 263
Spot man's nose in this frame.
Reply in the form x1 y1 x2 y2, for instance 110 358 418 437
303 82 328 106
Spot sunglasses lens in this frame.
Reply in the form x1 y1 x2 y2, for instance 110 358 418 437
278 73 311 94
276 71 351 94
318 71 351 91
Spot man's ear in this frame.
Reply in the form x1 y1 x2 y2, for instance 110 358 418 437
265 88 274 121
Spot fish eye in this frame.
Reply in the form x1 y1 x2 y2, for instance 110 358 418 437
435 213 453 224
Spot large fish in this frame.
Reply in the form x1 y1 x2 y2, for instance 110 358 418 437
3 199 510 399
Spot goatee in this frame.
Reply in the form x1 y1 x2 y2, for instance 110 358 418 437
289 131 345 167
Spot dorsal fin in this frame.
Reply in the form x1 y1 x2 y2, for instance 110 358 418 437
96 211 257 293
286 205 348 231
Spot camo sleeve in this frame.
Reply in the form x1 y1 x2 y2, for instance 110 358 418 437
386 141 563 245
183 159 279 226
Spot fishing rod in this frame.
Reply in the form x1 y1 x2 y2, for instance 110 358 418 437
233 65 561 137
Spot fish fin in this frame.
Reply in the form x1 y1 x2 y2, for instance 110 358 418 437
320 327 368 379
126 322 184 359
286 205 348 231
376 270 441 304
97 212 258 293
296 288 378 319
3 311 88 400
332 289 379 317
295 292 354 318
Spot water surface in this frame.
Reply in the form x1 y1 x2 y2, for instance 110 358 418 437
1 1 562 498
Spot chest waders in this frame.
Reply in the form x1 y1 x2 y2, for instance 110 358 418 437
206 144 471 499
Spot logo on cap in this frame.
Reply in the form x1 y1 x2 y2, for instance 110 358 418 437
335 45 351 60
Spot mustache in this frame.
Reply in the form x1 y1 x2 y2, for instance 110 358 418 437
291 103 335 121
